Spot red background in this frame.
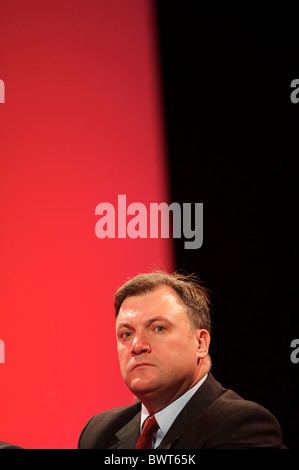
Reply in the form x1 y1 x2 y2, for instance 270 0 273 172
0 0 173 448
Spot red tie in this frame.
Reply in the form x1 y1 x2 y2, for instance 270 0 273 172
135 415 159 449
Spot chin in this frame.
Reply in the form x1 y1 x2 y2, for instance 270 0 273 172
128 378 158 397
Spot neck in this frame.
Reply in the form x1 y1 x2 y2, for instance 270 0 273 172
137 366 209 414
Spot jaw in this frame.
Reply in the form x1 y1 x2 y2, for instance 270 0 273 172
127 373 194 414
125 366 161 397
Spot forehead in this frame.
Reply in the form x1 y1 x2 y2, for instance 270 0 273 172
116 286 188 325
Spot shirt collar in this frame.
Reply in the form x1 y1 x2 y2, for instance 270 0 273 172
140 373 208 438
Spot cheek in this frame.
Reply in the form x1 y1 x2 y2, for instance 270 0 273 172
117 346 129 372
166 339 198 368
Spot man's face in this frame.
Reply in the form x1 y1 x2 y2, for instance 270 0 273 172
116 286 209 412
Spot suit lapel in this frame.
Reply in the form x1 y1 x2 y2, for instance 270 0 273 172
109 411 141 449
157 373 223 449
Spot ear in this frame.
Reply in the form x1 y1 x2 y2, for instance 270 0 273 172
195 329 210 360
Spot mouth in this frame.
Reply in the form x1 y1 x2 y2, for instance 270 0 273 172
131 362 154 371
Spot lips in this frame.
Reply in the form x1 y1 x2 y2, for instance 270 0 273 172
131 362 154 371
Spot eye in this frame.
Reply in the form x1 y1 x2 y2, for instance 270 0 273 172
119 331 132 339
154 325 165 333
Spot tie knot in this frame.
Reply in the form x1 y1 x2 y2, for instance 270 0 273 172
135 415 159 449
143 415 159 433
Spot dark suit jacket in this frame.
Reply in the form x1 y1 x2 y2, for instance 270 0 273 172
78 373 284 449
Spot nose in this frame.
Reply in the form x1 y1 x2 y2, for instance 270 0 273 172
130 334 151 356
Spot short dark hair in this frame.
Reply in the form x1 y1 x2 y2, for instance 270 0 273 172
114 271 211 333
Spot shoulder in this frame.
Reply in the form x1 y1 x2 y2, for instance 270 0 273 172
0 441 23 449
78 402 141 449
197 375 284 448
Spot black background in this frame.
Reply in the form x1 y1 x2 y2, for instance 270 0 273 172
155 3 298 449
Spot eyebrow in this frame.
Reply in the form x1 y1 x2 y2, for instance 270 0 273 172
116 321 134 330
116 316 171 331
145 316 171 326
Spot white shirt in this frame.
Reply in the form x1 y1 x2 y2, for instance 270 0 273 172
140 374 208 448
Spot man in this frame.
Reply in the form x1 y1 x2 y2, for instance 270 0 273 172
78 271 284 449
